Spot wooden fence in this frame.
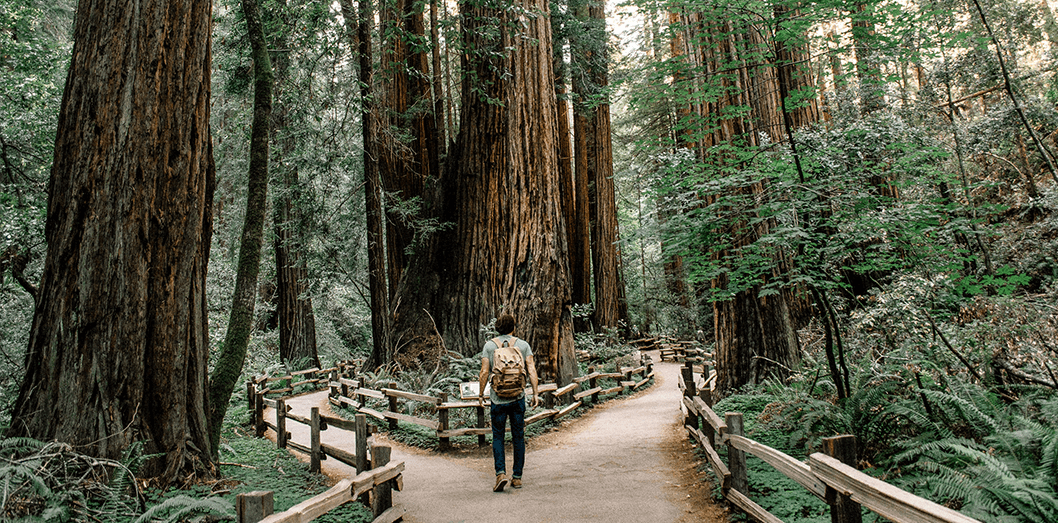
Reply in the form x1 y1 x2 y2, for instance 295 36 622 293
236 422 404 523
632 336 707 363
246 365 348 407
677 362 981 523
246 357 654 453
325 362 655 450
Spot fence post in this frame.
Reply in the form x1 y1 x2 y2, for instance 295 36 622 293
589 366 599 404
476 403 487 447
247 380 255 410
622 368 633 394
355 413 369 474
823 435 862 523
310 407 322 473
682 363 698 430
276 399 288 449
699 367 715 447
236 491 273 523
254 392 265 438
725 412 748 494
371 444 393 517
387 382 399 431
355 413 370 505
438 392 450 451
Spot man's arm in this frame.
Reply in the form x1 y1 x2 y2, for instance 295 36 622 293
478 356 490 407
525 354 540 408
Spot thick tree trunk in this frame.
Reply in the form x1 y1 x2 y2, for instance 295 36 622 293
582 0 626 333
275 224 319 369
274 168 319 370
570 60 594 323
209 0 273 455
671 8 805 395
379 0 440 300
554 30 589 321
390 0 577 385
8 0 215 485
349 0 393 369
272 16 320 371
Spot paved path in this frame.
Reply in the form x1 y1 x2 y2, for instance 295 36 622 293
272 354 726 523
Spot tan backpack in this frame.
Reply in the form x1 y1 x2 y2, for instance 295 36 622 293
490 337 526 399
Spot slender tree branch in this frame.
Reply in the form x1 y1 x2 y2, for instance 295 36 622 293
968 0 1058 183
924 313 983 382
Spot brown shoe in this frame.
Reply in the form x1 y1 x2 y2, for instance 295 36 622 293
494 474 508 492
511 477 522 489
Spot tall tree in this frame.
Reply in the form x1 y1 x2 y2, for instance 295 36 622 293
209 0 273 455
660 2 809 394
552 7 591 322
8 0 216 485
379 0 440 299
580 0 628 332
388 0 577 384
352 0 393 369
272 0 320 370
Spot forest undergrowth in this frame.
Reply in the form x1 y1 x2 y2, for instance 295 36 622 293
0 402 373 523
696 219 1058 523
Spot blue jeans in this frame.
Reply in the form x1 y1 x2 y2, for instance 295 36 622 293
490 397 526 477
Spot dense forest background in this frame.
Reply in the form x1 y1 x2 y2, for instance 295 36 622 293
2 0 1058 518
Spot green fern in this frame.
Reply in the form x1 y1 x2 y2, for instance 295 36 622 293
891 387 1058 521
133 495 234 523
0 437 48 456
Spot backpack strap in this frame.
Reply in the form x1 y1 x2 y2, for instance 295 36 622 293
491 336 523 364
492 336 518 349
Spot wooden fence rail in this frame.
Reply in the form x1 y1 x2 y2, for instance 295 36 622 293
246 365 349 409
678 361 981 523
236 441 405 523
320 362 654 450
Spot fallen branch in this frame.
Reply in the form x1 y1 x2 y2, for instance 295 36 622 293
219 462 257 469
994 357 1058 389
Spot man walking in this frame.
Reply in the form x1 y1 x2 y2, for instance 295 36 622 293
479 313 540 492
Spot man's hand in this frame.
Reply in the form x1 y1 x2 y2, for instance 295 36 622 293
529 392 540 409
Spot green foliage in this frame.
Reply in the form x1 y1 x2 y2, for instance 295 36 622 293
705 278 1058 522
133 496 234 523
891 391 1058 521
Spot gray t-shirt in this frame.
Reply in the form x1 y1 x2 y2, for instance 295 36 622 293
481 334 533 405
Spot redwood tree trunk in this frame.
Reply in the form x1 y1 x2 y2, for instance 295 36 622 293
8 0 216 485
554 31 589 319
390 0 577 385
570 3 595 326
351 0 393 368
582 0 626 332
668 8 806 395
273 18 320 371
379 0 439 300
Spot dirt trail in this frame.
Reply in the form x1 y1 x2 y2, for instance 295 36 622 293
272 353 728 523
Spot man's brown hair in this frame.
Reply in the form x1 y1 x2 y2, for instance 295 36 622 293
495 313 516 335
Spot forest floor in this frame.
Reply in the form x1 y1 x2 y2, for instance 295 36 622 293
270 352 729 523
